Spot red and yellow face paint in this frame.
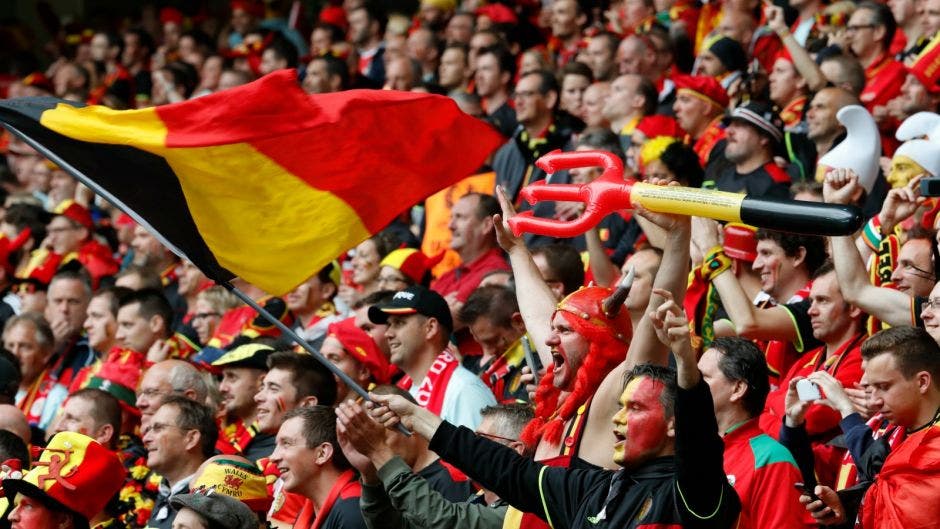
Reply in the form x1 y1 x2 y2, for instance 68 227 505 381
612 376 671 468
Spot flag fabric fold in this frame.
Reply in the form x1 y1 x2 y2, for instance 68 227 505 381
0 70 504 295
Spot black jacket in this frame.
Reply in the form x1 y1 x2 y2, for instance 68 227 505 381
429 380 741 529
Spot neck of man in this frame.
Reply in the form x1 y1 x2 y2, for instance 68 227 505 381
814 130 842 157
404 347 441 385
523 113 553 139
458 241 493 265
162 457 202 489
772 270 809 303
610 112 639 134
294 303 325 326
735 152 771 175
692 112 721 140
903 21 922 43
824 322 860 360
484 91 508 115
95 338 117 355
360 37 382 53
558 33 580 49
717 407 752 436
229 405 258 426
408 443 439 472
858 46 884 69
912 389 940 431
184 292 200 311
305 464 344 508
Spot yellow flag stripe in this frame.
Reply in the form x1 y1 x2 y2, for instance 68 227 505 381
38 102 370 294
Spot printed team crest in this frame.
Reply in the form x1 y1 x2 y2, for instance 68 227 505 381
35 447 78 491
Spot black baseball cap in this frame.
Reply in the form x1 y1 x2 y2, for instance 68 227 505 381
368 285 454 333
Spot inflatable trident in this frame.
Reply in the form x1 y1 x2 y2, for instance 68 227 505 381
507 150 863 239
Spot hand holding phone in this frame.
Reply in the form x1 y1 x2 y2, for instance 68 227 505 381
796 379 822 401
794 482 820 502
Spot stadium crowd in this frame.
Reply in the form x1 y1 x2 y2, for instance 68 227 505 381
0 0 938 528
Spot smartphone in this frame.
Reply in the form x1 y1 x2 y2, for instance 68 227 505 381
796 379 822 401
921 178 940 197
794 482 820 502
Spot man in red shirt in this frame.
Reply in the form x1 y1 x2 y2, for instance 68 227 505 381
759 262 865 487
653 309 812 529
430 193 509 313
849 1 907 154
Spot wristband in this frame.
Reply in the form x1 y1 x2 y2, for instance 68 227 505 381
862 216 882 251
703 246 732 281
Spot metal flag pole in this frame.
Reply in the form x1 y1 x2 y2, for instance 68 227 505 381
223 282 411 436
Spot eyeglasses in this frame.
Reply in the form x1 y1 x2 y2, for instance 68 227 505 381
191 311 221 321
845 23 877 33
142 422 190 436
922 297 940 311
512 90 540 100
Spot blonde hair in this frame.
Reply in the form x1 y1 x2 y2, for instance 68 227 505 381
196 285 240 313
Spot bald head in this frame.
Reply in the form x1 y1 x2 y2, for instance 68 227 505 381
617 36 653 76
718 10 756 45
0 404 30 444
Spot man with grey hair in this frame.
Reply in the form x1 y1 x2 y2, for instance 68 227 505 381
144 395 218 529
2 312 61 433
135 359 209 431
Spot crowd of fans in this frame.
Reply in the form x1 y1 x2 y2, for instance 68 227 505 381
0 0 937 528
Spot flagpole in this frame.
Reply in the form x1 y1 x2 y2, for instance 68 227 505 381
223 282 411 436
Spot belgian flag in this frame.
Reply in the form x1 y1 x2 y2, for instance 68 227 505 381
0 70 504 295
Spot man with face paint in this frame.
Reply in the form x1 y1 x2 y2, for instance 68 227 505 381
696 217 827 389
687 334 812 529
490 185 692 529
492 186 691 470
253 351 337 528
364 302 741 529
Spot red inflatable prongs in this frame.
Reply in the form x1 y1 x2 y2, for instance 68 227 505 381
508 150 636 238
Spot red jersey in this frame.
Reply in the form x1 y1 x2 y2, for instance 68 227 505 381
759 334 865 486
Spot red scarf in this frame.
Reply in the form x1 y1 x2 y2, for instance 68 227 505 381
293 469 361 529
216 417 261 455
18 369 56 426
397 351 459 415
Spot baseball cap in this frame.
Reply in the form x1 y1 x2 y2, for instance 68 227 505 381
368 285 453 332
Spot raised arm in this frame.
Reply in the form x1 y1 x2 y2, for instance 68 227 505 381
649 296 742 528
580 204 691 468
767 5 826 91
585 227 619 288
493 186 557 368
695 216 799 341
824 170 917 326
